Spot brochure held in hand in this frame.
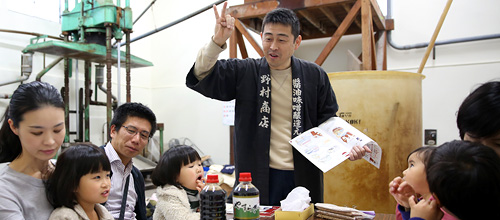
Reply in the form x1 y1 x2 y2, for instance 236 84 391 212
289 117 382 173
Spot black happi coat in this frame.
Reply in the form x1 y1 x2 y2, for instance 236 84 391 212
186 56 338 205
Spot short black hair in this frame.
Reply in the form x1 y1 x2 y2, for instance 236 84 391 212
46 144 111 209
151 145 201 188
262 8 300 40
407 146 435 165
457 81 500 140
426 140 500 220
111 102 157 137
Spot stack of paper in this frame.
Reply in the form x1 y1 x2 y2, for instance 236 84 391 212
314 203 375 220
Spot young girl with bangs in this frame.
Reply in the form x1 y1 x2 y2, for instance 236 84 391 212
151 145 206 220
46 144 113 220
389 146 456 220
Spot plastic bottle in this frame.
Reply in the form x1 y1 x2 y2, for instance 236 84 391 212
203 166 210 178
232 172 260 220
200 174 227 220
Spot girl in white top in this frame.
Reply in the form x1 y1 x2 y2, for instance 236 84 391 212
151 145 206 220
0 81 65 220
46 144 113 220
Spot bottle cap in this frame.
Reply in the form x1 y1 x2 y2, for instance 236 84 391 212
239 172 252 182
206 174 219 183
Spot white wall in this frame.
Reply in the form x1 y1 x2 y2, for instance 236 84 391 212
1 0 499 165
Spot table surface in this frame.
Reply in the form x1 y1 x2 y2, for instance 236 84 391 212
228 212 396 220
312 213 396 220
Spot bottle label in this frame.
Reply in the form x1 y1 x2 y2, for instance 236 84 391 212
233 195 259 219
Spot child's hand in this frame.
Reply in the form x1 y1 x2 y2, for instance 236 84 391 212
409 195 443 220
196 178 206 192
389 176 415 208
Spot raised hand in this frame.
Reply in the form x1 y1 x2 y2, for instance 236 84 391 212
212 2 235 47
389 176 415 208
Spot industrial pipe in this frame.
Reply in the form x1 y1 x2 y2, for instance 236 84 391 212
36 57 64 81
0 29 63 41
130 0 224 44
95 64 117 103
386 0 500 50
134 0 156 25
0 53 33 86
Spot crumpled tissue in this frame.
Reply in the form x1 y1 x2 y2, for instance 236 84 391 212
280 187 311 211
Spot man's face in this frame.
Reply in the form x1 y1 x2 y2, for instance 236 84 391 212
261 23 302 70
110 116 152 165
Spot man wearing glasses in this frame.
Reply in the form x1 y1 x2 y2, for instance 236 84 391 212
102 102 157 220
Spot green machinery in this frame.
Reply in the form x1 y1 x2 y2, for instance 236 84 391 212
22 0 157 149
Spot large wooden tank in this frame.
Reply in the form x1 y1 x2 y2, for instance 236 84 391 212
325 71 424 213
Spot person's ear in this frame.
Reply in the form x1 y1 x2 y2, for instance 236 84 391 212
432 193 442 206
109 124 117 139
8 119 19 136
294 35 302 50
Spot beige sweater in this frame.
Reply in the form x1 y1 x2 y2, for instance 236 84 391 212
49 204 113 220
153 185 200 220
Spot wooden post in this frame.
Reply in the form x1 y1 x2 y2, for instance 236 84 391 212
236 29 249 59
361 0 372 70
417 0 454 73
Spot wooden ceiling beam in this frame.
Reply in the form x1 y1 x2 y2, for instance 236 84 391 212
342 3 361 30
235 19 264 57
370 0 386 30
319 7 341 28
315 0 361 65
227 1 279 19
304 0 356 7
298 10 327 34
301 25 312 37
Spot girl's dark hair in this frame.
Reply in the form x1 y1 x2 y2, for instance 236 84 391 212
151 145 201 188
407 146 435 166
45 144 111 209
457 81 500 140
426 140 500 220
0 81 64 163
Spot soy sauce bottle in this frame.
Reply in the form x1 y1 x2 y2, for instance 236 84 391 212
200 174 226 220
232 172 259 220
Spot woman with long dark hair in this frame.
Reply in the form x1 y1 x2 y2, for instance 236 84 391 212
0 81 65 219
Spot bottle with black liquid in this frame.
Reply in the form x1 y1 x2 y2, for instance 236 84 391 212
232 172 260 220
200 174 226 220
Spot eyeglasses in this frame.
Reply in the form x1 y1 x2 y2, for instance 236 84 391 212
122 125 150 141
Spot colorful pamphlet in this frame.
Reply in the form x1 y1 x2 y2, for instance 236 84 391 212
289 117 382 172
